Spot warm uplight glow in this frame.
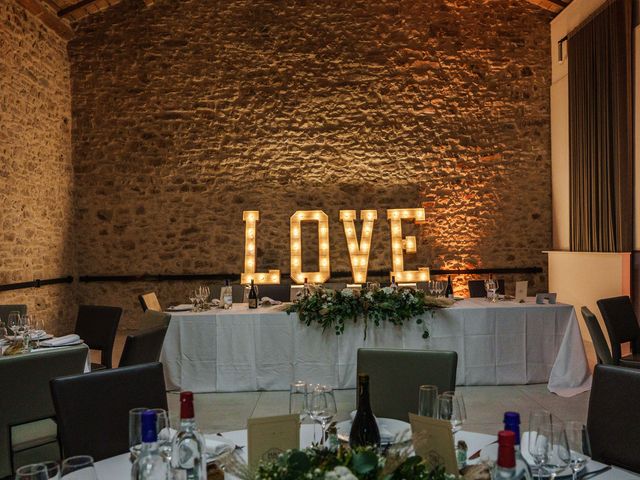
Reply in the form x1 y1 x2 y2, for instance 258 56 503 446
387 208 430 283
241 211 281 285
340 209 377 284
290 210 331 284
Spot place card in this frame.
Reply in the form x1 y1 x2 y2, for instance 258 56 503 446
515 281 528 302
247 414 300 469
409 413 458 475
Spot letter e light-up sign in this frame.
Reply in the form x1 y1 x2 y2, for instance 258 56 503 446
387 208 430 283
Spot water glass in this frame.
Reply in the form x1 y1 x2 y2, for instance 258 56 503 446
129 407 149 458
289 381 309 422
149 408 172 460
539 422 570 480
438 392 466 433
15 464 49 480
528 409 552 480
418 385 438 417
309 385 337 446
564 421 591 480
60 456 97 480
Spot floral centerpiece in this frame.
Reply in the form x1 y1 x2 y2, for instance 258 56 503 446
226 444 460 480
286 285 454 340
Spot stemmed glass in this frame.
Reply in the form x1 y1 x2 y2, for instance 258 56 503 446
418 385 438 418
14 464 49 480
309 385 337 446
7 311 22 338
438 392 466 433
563 421 591 480
60 456 97 479
21 313 33 352
538 422 570 480
129 407 148 459
528 410 552 480
150 408 172 460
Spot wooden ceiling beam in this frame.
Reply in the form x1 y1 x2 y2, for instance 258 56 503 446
14 0 74 40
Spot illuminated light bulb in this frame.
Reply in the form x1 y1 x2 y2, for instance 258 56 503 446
247 259 254 267
248 244 255 252
360 258 366 266
393 211 399 219
292 243 299 251
403 210 409 217
321 259 328 267
346 228 353 235
367 212 374 220
292 258 299 266
248 214 255 221
271 274 278 282
292 228 300 237
320 227 327 235
395 258 401 265
247 228 254 238
258 274 265 281
321 243 328 250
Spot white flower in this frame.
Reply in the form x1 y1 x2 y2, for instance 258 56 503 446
382 287 394 295
324 466 357 480
341 289 354 297
365 292 373 300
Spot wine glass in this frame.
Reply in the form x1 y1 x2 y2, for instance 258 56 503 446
309 385 337 446
289 381 309 422
418 385 438 418
564 421 591 480
21 314 33 352
7 311 22 338
150 408 172 460
129 407 149 459
33 317 46 348
438 392 466 433
528 410 552 480
60 456 97 479
15 464 49 480
539 422 570 480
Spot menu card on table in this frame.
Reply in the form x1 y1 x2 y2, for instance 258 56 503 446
409 413 458 475
247 414 300 469
515 281 528 302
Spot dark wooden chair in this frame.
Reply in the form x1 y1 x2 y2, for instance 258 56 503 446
587 365 640 472
596 296 640 368
581 307 615 366
119 326 168 367
468 279 505 298
254 284 291 302
50 363 167 462
73 305 122 370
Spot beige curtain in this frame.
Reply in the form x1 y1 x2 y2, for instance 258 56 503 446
568 0 632 252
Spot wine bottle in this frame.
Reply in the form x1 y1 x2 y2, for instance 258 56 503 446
349 373 380 448
493 430 518 480
248 279 258 309
503 412 533 480
220 280 233 310
390 276 398 291
132 410 169 480
171 392 206 480
303 277 309 297
445 275 454 299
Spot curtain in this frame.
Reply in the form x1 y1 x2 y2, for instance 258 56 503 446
568 0 632 252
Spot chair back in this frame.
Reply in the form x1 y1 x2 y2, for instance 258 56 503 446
233 284 247 303
140 310 171 328
596 296 640 363
587 364 640 472
357 348 457 421
50 362 167 462
0 305 27 323
119 326 168 367
0 346 88 478
208 285 222 303
255 284 291 302
581 307 614 365
138 292 162 312
74 305 122 369
468 279 505 298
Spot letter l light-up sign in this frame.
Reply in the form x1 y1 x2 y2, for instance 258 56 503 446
240 211 281 285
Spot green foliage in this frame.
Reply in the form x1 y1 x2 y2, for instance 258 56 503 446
286 286 453 340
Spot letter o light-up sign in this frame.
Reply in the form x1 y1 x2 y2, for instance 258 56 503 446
290 210 331 284
240 211 281 285
340 209 377 284
387 208 430 283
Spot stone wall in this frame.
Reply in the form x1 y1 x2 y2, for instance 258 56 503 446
0 1 76 334
69 0 553 330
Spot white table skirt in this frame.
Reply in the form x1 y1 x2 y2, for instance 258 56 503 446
159 298 591 397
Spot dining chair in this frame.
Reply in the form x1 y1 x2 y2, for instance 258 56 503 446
0 345 88 478
596 296 640 368
138 292 162 312
468 279 505 298
587 364 640 472
209 284 222 303
357 348 458 422
118 326 168 367
73 305 122 370
50 362 168 462
0 304 27 323
580 307 614 366
255 284 291 302
140 309 171 328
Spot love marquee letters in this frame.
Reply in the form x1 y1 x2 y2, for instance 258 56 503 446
241 208 431 285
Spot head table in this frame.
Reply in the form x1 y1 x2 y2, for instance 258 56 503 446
159 298 591 397
94 424 639 479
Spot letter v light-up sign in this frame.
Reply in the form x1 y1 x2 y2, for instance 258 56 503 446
340 210 377 284
290 210 331 284
240 211 281 285
387 208 430 283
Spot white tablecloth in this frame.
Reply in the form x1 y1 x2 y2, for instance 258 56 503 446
159 298 591 396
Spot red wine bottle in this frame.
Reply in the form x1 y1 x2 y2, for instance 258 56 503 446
248 279 258 309
349 374 380 448
445 275 454 298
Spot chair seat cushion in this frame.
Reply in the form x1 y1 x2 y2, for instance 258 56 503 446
620 354 640 369
11 419 57 452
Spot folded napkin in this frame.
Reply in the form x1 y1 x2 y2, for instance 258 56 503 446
260 297 282 306
167 304 194 311
204 435 235 458
40 334 80 347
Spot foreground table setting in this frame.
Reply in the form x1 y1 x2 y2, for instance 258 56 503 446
160 288 590 397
